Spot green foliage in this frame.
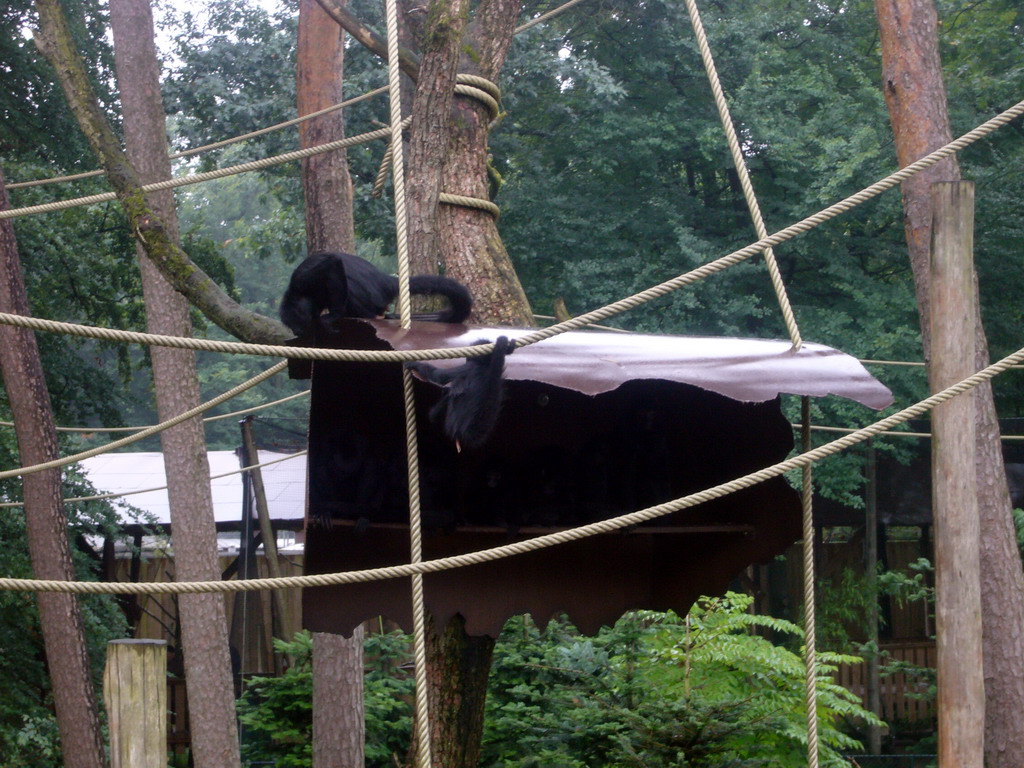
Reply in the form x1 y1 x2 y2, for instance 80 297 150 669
484 596 878 767
814 567 880 649
235 629 414 768
238 633 315 768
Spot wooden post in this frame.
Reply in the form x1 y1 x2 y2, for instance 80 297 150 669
865 440 882 753
240 416 290 661
103 639 168 768
929 180 984 768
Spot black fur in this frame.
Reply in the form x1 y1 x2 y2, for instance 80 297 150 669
406 336 515 450
280 251 472 336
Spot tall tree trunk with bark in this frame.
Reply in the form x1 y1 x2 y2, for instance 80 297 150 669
0 172 107 768
436 0 531 325
296 3 366 764
108 1 241 766
423 614 495 768
874 1 1024 764
298 0 356 256
315 0 532 325
312 631 365 768
309 3 533 763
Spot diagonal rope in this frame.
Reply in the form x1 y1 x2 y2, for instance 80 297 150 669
514 0 592 33
0 99 1020 485
6 87 390 190
0 123 400 220
0 389 311 434
0 96 1020 365
0 450 307 509
0 361 288 481
2 342 1022 595
683 0 802 350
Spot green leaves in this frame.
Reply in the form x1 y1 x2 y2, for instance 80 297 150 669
483 599 878 767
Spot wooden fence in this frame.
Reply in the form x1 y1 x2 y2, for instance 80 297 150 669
835 641 936 725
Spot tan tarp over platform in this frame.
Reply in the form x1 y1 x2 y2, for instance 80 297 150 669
294 319 892 636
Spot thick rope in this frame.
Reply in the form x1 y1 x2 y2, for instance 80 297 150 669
438 192 501 218
6 87 390 191
3 343 1021 595
373 75 502 218
0 313 481 360
0 389 311 434
0 361 288 481
800 397 819 768
0 450 307 509
683 0 802 350
0 98 1020 367
8 0 582 191
505 98 1024 347
0 123 399 220
382 0 432 762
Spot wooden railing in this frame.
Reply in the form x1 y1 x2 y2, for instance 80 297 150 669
836 641 935 725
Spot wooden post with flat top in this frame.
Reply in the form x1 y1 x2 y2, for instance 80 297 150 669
929 180 984 768
103 639 167 768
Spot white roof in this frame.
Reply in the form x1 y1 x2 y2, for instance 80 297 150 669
77 450 307 526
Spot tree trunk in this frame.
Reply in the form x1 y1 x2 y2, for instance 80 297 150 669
405 0 468 274
415 614 495 768
33 0 287 345
108 1 241 766
298 0 355 255
0 171 107 768
314 0 533 325
929 181 983 767
437 0 532 325
312 630 366 768
874 2 1024 764
296 4 365 763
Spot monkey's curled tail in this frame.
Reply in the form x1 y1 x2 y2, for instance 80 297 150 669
408 275 473 323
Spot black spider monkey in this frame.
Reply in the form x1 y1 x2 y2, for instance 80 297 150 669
282 251 510 450
279 251 472 337
406 336 516 451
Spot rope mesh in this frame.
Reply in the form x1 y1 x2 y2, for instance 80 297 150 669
3 342 1022 595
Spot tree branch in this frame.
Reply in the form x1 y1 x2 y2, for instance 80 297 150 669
33 0 289 345
313 0 422 80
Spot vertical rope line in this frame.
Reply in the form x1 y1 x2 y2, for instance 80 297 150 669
682 0 803 350
801 396 820 767
382 2 432 766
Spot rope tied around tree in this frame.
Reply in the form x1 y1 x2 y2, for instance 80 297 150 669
372 74 503 220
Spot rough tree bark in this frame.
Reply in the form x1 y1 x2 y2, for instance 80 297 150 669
422 614 495 768
874 1 1024 764
316 0 533 326
404 0 469 274
312 631 365 768
108 0 241 766
0 171 107 768
311 3 535 764
33 0 287 345
436 0 531 325
298 0 355 256
296 2 366 764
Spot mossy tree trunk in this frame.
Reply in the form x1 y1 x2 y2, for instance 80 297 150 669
107 0 242 765
33 0 288 345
